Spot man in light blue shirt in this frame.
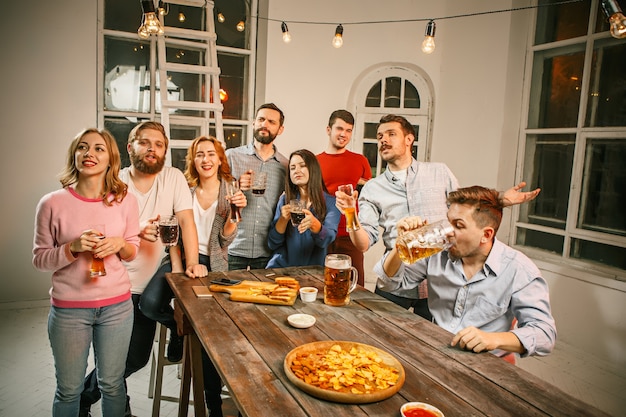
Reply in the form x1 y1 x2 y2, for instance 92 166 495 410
376 185 557 359
339 114 539 321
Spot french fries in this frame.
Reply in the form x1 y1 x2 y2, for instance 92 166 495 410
248 277 300 302
289 344 400 394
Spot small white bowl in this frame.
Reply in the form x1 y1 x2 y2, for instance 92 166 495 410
287 313 316 329
401 402 444 417
299 287 318 303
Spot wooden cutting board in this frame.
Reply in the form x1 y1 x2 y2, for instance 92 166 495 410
208 280 298 306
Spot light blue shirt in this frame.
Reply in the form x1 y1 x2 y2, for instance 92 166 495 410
358 159 459 299
375 239 557 357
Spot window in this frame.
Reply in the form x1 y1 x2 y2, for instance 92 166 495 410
350 65 433 177
98 0 256 170
516 0 626 275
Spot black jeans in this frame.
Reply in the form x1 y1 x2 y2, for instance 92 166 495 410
139 262 176 331
227 254 270 271
374 286 433 321
81 293 157 407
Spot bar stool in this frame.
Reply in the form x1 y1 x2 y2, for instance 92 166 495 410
148 322 184 417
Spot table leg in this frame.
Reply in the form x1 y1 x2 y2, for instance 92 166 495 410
190 332 206 417
177 333 206 417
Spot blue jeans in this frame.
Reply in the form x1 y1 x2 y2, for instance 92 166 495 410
81 294 156 410
48 299 133 417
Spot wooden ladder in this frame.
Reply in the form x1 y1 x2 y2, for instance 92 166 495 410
156 0 224 163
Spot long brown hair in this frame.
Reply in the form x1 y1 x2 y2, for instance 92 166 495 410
285 149 329 222
58 128 127 206
184 136 233 187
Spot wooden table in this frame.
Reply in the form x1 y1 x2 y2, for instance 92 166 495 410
166 266 608 417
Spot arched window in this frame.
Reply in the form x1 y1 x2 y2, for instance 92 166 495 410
348 64 434 177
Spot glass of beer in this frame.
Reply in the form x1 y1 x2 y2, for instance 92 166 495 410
324 254 358 306
89 224 106 278
395 219 454 264
290 199 305 226
227 179 242 223
158 215 179 247
251 171 267 196
338 184 360 232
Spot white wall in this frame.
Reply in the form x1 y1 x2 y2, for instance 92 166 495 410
0 0 97 305
1 0 624 371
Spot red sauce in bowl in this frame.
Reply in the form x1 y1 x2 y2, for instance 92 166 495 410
403 407 438 417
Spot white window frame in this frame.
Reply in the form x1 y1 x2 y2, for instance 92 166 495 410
513 0 626 280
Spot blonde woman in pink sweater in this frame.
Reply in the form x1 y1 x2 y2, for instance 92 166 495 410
33 128 140 417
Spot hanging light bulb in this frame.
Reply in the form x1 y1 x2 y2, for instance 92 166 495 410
281 22 292 43
332 24 344 48
421 20 436 54
217 10 225 23
219 88 228 102
178 9 186 22
236 17 246 32
601 0 626 39
138 0 164 38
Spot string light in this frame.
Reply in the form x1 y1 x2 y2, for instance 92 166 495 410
332 24 344 48
236 17 246 32
281 22 292 43
217 10 225 23
138 0 164 39
178 8 186 23
421 20 436 54
260 0 586 48
601 0 626 39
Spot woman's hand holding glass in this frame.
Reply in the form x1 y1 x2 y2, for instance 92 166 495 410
227 187 247 209
71 228 128 258
296 209 322 234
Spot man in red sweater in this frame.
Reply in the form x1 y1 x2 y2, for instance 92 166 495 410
317 110 372 285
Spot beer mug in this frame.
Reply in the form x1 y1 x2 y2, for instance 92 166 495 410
158 215 179 247
251 171 267 196
324 254 358 306
395 219 454 264
290 199 305 226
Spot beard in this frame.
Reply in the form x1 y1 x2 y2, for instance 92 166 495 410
130 149 165 175
253 127 277 145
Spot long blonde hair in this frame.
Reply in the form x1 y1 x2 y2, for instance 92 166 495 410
58 128 128 206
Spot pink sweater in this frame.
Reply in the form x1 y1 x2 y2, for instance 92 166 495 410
33 187 140 308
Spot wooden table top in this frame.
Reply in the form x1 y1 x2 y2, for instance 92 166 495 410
166 266 607 417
